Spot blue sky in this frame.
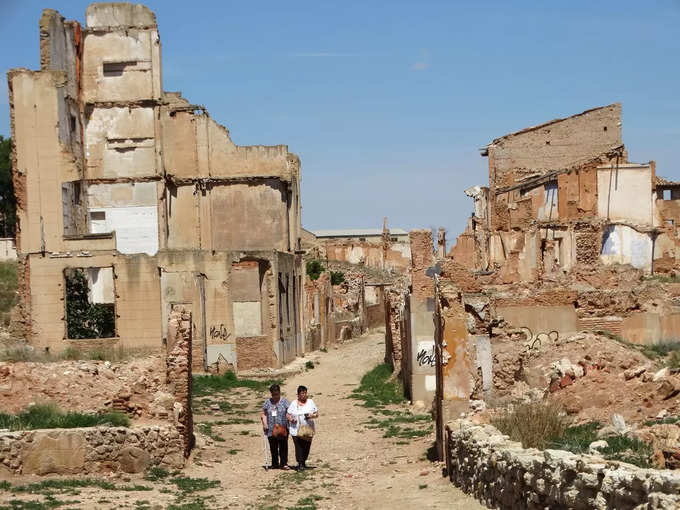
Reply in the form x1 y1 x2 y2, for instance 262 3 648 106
1 1 679 241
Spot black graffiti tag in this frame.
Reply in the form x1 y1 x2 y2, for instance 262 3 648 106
209 324 230 341
416 348 436 367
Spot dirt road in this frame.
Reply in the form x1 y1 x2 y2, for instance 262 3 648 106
187 331 485 509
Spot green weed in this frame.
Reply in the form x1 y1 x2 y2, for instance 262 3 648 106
287 494 324 510
144 466 171 481
350 364 405 408
192 372 280 397
644 415 680 426
0 403 129 431
600 435 653 468
196 422 225 442
9 478 151 495
170 477 220 494
549 422 600 453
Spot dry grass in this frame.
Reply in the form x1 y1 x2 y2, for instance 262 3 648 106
491 400 569 449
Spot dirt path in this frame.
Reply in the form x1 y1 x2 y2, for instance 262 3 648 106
187 331 485 509
0 331 485 509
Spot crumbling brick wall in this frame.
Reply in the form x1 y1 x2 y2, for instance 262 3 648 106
410 229 434 301
489 103 622 188
166 306 193 458
236 336 276 370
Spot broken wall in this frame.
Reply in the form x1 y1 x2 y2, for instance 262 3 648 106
409 229 437 405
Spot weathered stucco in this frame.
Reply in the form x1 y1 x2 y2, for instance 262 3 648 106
8 4 304 370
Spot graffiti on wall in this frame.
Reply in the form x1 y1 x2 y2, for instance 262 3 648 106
516 327 559 351
209 324 231 341
416 345 436 367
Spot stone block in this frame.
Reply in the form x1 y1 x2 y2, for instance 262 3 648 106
118 445 151 473
22 430 86 475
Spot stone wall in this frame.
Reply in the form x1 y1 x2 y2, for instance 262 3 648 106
0 425 184 475
445 420 680 510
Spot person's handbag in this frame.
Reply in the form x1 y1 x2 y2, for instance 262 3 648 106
297 424 314 440
272 424 287 438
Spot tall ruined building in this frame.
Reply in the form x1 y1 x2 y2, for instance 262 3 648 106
8 3 304 370
450 103 680 281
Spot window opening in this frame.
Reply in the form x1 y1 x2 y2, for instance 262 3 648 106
103 61 136 77
65 267 116 339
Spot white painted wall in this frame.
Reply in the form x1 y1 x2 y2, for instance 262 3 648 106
0 239 17 261
597 165 653 225
87 182 159 255
87 267 114 304
601 224 653 272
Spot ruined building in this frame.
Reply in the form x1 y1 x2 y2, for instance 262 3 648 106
450 103 680 279
431 104 680 459
8 3 303 370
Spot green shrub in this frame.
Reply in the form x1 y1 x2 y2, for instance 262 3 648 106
491 401 569 449
0 403 129 430
330 271 345 286
306 260 324 281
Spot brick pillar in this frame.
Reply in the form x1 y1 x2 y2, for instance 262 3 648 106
166 305 194 458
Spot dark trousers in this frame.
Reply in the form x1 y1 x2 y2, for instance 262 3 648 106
292 436 312 466
267 435 288 467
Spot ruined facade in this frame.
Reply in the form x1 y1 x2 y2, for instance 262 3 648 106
450 103 680 279
432 104 680 459
306 224 411 273
8 4 303 370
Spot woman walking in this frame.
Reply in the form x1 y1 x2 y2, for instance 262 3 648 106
286 385 318 470
261 384 290 469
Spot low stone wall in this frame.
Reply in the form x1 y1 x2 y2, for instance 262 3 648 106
445 420 680 510
0 425 184 475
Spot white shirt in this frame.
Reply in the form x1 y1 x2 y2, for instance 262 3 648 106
287 399 318 437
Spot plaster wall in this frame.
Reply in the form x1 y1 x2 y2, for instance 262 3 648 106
9 71 81 255
210 181 287 252
27 253 161 352
620 312 680 345
597 165 653 225
82 28 161 103
496 305 578 340
84 107 156 178
601 224 653 272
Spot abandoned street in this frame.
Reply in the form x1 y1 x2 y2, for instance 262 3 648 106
1 3 679 509
0 331 484 509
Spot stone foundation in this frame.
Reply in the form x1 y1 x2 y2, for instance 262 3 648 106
445 420 680 510
0 425 184 475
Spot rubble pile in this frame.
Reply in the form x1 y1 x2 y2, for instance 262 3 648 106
0 356 173 421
